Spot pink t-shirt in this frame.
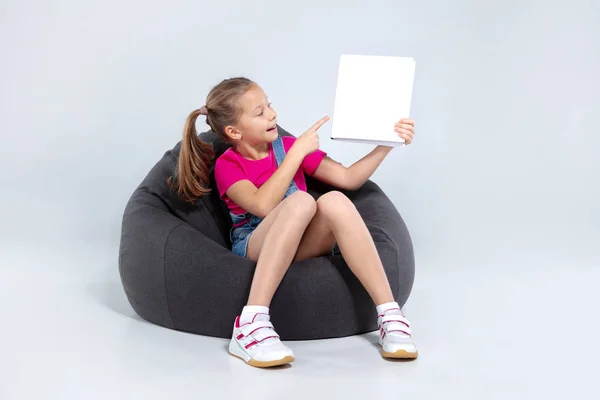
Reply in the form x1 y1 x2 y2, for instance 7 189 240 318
214 136 327 215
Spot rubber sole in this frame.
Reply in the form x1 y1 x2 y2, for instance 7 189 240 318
380 346 419 359
229 351 294 368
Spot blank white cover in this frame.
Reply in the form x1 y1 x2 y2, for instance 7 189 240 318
330 55 415 146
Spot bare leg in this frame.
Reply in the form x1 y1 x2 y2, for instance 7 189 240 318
245 191 317 306
294 191 394 305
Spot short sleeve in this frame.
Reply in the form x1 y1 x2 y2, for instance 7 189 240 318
281 136 327 176
214 150 247 198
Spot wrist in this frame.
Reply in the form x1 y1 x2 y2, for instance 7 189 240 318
288 146 307 161
286 146 305 164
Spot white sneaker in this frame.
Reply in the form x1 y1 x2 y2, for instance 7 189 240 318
228 313 294 368
378 311 418 359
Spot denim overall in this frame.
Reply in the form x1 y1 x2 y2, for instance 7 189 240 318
229 137 341 258
229 137 299 258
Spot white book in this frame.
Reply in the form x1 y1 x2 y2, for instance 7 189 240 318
330 54 416 147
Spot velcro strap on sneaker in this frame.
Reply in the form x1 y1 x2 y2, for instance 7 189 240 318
240 320 274 337
387 326 412 336
251 329 280 342
381 315 410 327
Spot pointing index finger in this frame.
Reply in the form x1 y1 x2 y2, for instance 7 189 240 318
311 116 331 131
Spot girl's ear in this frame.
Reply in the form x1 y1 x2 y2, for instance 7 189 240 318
224 125 241 141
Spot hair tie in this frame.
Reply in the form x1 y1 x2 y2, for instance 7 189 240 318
199 105 208 115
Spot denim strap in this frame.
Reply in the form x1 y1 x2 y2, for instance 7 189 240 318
230 137 299 228
271 137 299 198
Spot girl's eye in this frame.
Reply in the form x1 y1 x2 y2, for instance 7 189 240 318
258 103 272 116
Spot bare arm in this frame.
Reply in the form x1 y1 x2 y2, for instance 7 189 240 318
313 118 415 190
346 146 394 189
226 151 305 218
313 146 393 190
226 116 330 218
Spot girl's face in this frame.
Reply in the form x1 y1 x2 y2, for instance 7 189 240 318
226 85 278 145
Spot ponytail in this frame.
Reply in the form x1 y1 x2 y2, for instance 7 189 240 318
169 108 215 203
168 77 256 202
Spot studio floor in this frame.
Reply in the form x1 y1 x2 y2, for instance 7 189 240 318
1 241 598 400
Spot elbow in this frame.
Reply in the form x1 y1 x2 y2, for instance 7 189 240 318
254 207 269 219
253 200 272 219
344 176 367 191
247 192 271 219
343 173 361 191
345 182 361 191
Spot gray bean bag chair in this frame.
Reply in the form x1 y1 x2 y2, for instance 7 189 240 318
118 126 415 340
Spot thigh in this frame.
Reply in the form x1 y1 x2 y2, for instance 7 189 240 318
246 191 314 261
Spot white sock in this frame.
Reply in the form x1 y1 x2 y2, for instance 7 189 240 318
376 301 403 316
240 305 270 325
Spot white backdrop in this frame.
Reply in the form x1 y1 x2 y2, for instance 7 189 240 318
1 0 598 278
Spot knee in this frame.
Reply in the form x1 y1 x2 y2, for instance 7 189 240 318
316 191 356 218
284 191 317 217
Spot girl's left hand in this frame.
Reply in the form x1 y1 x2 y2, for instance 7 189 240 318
394 118 415 145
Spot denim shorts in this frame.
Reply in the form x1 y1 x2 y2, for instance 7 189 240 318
230 213 263 258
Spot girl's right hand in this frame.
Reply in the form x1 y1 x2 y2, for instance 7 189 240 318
292 116 330 157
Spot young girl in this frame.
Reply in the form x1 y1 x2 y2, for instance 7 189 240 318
173 77 417 368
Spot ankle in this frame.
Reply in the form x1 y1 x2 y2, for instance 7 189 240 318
240 305 270 325
242 305 269 313
376 301 402 316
